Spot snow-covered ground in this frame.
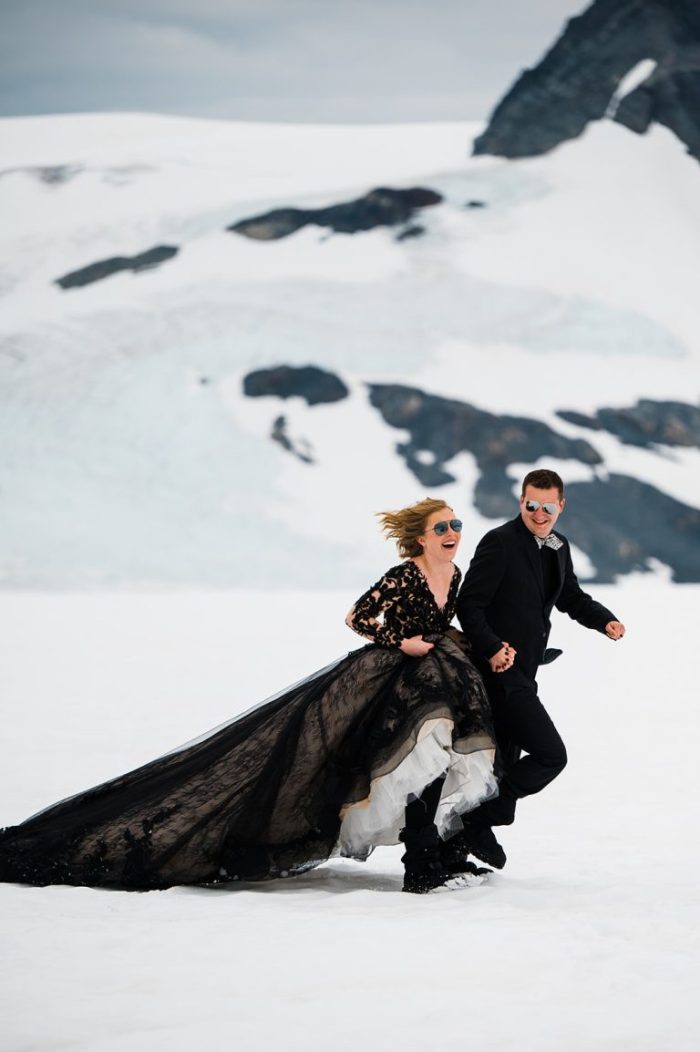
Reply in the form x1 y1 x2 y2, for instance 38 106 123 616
1 114 699 588
2 582 698 1051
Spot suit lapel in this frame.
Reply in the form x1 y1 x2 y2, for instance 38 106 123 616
512 517 544 598
553 535 566 598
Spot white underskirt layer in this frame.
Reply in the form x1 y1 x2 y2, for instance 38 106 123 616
337 718 498 858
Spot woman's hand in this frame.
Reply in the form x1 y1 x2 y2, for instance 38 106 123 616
400 635 435 657
488 642 516 673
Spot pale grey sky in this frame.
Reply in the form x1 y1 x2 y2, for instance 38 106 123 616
0 0 586 122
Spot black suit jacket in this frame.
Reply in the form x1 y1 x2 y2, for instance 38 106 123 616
456 516 617 681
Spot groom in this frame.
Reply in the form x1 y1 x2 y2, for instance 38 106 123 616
454 468 625 869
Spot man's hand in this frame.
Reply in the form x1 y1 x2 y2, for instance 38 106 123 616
489 642 516 673
400 635 435 657
605 621 626 640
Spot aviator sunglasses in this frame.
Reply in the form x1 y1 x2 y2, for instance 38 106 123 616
524 500 559 515
428 519 463 536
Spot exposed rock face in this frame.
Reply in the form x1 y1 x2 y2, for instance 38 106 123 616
395 224 425 241
56 245 178 289
558 399 700 448
473 0 700 161
229 187 442 240
271 416 314 463
367 383 601 495
0 165 82 184
368 383 700 582
243 365 349 406
38 165 80 185
564 473 700 582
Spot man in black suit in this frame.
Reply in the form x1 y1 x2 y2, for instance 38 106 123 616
453 468 625 870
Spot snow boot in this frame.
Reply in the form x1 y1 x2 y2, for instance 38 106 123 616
440 835 493 879
400 826 474 894
451 821 506 871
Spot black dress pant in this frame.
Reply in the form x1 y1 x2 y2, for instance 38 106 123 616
473 667 567 827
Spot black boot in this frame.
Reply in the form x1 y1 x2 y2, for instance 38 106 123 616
400 825 454 894
401 775 485 893
440 836 493 879
452 820 506 871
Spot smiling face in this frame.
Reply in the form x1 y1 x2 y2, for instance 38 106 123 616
417 507 462 561
520 485 565 539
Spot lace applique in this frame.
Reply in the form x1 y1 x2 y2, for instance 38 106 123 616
346 561 461 648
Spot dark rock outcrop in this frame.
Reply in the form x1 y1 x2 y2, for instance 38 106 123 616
368 383 700 581
38 165 80 185
0 165 82 184
271 415 314 463
558 399 700 448
243 365 349 406
367 380 603 518
368 383 601 497
55 245 179 289
395 224 425 241
563 473 700 582
473 0 700 161
229 187 442 240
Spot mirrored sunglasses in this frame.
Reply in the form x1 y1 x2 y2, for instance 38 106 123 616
429 519 463 536
524 500 559 515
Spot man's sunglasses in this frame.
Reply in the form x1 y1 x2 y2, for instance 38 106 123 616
428 519 463 536
524 500 559 515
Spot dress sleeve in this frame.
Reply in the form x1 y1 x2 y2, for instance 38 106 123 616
345 569 405 649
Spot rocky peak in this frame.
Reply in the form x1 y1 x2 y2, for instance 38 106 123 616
473 0 700 161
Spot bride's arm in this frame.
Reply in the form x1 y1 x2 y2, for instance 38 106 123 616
346 566 434 656
345 569 404 647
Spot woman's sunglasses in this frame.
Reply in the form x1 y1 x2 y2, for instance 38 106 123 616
524 500 559 515
428 519 463 536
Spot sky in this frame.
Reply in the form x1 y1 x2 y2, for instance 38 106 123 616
0 0 586 123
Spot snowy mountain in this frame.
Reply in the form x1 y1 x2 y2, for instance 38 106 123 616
1 112 699 588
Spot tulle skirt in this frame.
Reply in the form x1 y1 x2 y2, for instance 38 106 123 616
0 628 497 889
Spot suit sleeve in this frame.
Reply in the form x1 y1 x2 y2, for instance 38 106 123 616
456 532 506 660
555 543 617 632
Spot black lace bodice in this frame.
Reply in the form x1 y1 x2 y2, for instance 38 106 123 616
346 560 462 648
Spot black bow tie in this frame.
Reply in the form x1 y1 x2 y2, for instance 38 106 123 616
534 533 563 551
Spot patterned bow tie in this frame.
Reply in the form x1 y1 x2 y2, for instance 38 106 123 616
534 533 563 551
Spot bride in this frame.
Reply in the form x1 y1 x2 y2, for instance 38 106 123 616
0 498 501 894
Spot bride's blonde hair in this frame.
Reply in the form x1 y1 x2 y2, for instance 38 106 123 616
377 498 451 558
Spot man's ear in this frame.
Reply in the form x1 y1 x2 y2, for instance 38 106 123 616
559 497 566 513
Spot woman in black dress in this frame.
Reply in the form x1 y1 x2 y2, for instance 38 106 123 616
0 498 498 894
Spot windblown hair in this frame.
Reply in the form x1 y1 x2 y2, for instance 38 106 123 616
521 469 564 499
377 498 451 559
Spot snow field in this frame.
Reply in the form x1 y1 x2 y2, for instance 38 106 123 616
1 582 698 1051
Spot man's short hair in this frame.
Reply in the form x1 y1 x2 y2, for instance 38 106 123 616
521 469 564 499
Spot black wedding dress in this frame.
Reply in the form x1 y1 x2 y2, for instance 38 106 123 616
0 561 497 890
